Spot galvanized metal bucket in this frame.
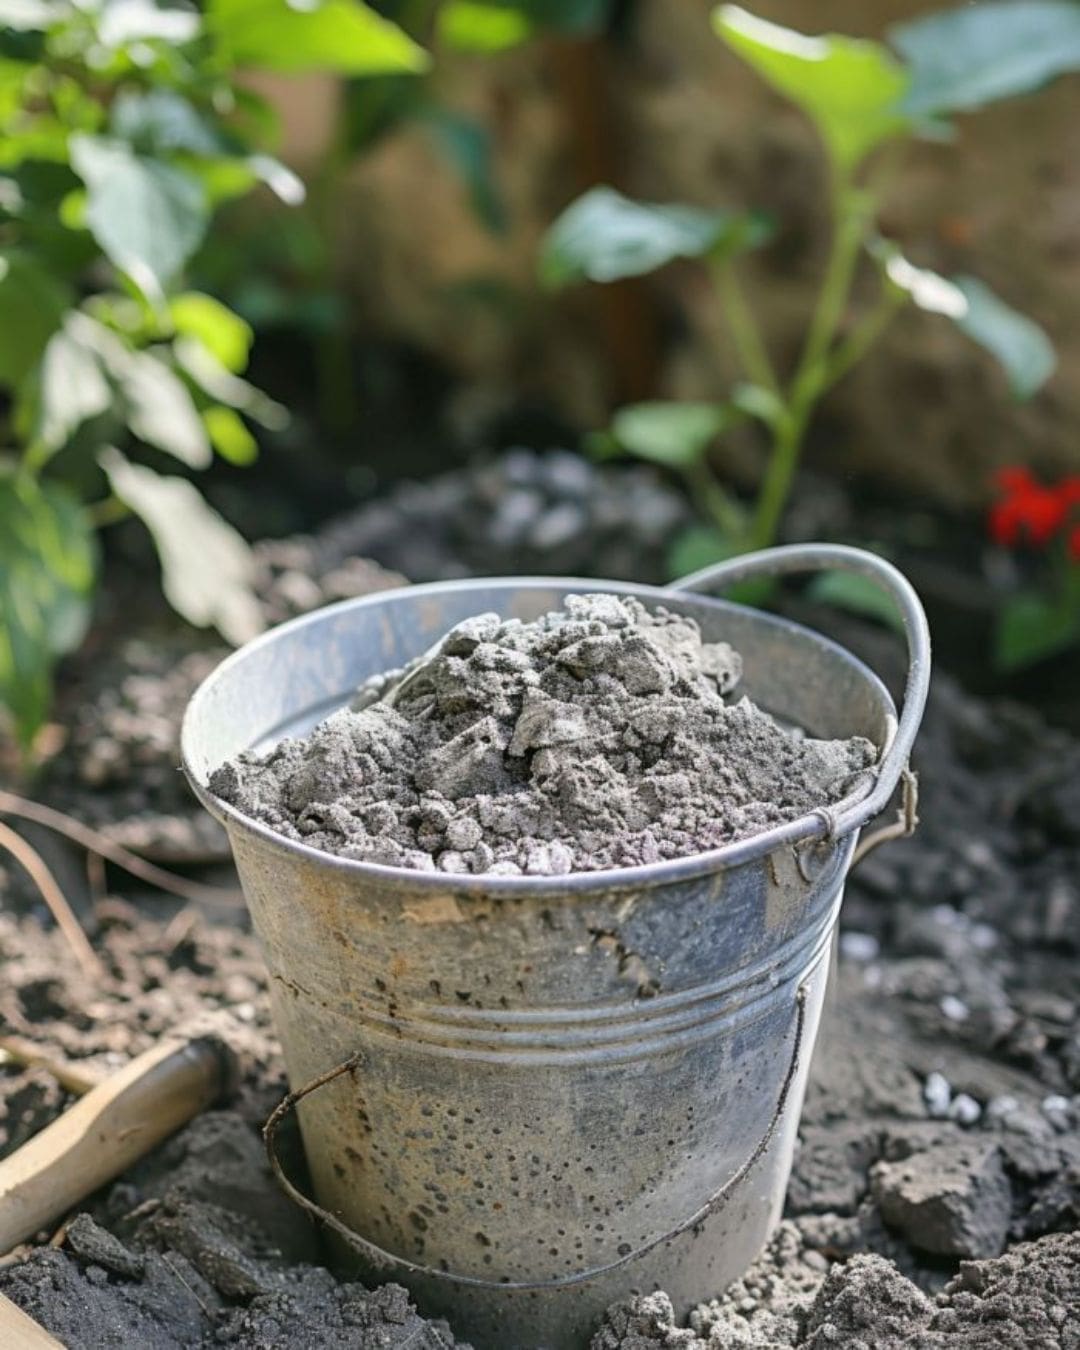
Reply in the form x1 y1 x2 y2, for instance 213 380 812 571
181 544 930 1350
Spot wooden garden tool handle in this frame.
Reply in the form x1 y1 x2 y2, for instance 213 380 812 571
0 1036 234 1253
0 1292 65 1348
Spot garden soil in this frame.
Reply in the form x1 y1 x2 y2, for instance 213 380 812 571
209 594 874 874
3 455 1078 1347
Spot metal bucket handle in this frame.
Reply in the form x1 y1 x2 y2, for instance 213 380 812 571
671 542 930 851
265 983 808 1292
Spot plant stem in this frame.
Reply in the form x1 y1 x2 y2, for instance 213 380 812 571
749 174 876 550
685 458 745 539
713 259 780 395
819 283 905 393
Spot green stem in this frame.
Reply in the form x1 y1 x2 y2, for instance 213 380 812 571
820 285 906 392
713 259 780 395
685 457 745 539
749 174 877 550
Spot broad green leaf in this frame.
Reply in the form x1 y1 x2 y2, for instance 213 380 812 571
100 449 264 645
118 347 212 467
33 315 112 455
0 472 96 748
70 135 209 298
110 89 221 157
953 275 1056 400
713 5 910 174
808 569 903 632
540 186 761 288
891 1 1080 116
0 250 70 388
423 110 505 233
207 0 429 76
439 2 533 52
732 381 784 426
667 525 774 605
169 292 252 372
203 404 257 464
173 335 288 429
995 591 1080 671
878 246 1056 399
95 0 202 47
610 402 730 468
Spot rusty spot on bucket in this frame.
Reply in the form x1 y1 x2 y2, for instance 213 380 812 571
401 895 466 925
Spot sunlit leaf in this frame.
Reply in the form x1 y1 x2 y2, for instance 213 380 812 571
70 134 209 297
713 5 910 174
876 245 1056 400
118 347 212 466
0 0 66 32
540 186 765 288
169 292 252 372
610 402 731 468
953 275 1056 400
207 0 429 76
100 448 264 645
203 404 258 464
110 89 221 156
0 472 96 747
438 1 533 52
33 314 112 455
173 335 288 429
891 1 1080 116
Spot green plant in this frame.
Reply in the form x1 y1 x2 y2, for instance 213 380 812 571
540 1 1076 579
0 0 426 751
988 465 1080 669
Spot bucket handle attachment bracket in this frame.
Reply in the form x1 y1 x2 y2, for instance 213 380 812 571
670 543 930 852
264 983 808 1293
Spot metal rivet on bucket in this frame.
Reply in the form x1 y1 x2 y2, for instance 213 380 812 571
182 544 931 1350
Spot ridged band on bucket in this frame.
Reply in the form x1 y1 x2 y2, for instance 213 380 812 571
181 543 930 1350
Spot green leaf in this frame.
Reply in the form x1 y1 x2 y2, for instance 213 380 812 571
995 591 1080 671
0 250 70 388
891 1 1080 116
100 449 264 645
0 472 96 748
32 315 113 456
952 275 1056 400
540 186 762 288
438 1 533 52
169 292 252 373
118 347 212 467
207 0 430 76
808 569 903 632
423 109 505 233
713 4 910 175
610 402 730 468
667 524 775 605
203 405 258 464
110 89 222 157
172 335 288 429
732 381 784 426
69 135 209 298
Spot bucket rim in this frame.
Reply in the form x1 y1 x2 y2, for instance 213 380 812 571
181 574 896 896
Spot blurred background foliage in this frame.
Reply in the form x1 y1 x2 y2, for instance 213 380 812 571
2 0 1080 751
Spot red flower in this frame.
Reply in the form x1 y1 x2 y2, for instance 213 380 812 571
989 465 1077 549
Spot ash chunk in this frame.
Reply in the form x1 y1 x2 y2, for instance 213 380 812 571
211 594 875 875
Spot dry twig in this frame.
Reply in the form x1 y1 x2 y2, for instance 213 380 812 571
0 820 104 981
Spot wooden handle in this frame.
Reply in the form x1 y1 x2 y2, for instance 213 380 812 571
0 1036 232 1253
0 1293 65 1348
